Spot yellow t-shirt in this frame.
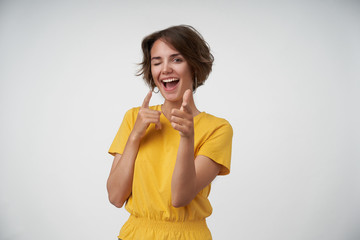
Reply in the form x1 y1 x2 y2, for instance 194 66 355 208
109 105 233 240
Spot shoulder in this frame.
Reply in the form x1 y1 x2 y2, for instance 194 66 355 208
198 112 232 130
195 112 233 137
123 107 139 120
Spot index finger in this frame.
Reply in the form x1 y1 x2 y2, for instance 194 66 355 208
182 89 192 106
142 91 152 108
180 89 193 113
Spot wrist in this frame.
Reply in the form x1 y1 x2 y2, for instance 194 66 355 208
128 131 142 143
180 133 194 142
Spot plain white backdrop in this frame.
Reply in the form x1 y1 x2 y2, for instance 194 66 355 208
1 0 359 239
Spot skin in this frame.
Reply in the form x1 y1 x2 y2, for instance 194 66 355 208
107 39 221 208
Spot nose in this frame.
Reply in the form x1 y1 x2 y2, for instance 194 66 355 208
162 61 172 74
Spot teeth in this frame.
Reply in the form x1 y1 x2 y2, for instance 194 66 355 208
162 78 179 83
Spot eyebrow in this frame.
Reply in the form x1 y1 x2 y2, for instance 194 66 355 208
151 53 182 61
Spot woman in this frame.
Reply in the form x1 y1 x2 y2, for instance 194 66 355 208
107 25 233 240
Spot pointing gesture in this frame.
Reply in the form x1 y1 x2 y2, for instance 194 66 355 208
171 89 194 138
142 91 152 108
132 91 162 140
180 89 193 114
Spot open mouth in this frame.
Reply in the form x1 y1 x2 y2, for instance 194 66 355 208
161 78 179 90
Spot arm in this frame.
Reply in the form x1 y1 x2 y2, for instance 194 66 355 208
107 91 161 208
170 90 221 208
106 134 141 208
171 138 221 208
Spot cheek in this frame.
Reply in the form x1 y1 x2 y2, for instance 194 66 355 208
151 66 160 77
150 68 156 79
150 68 160 85
183 68 193 81
182 64 193 78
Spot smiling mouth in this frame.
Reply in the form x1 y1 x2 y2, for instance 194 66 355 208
161 78 179 90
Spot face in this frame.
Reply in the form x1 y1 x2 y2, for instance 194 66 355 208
150 39 193 103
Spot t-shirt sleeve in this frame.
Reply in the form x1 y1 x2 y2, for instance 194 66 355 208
108 108 137 156
197 121 233 175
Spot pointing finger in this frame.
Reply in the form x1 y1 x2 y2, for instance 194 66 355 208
142 91 152 108
180 89 193 113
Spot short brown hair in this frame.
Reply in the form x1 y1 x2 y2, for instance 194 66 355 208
137 25 214 91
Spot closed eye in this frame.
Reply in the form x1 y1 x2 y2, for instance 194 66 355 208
151 60 161 66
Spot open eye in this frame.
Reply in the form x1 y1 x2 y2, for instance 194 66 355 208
173 58 183 63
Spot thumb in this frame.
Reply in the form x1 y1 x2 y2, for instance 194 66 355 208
142 91 152 108
155 121 162 130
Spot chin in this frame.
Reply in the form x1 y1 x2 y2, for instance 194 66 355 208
161 92 182 103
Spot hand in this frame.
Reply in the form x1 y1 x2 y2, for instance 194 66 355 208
132 91 161 139
170 89 194 138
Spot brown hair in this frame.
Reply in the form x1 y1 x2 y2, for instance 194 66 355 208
137 25 214 91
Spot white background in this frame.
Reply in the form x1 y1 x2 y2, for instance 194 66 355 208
1 0 359 239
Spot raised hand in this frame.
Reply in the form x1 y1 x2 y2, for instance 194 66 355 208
170 89 194 138
132 91 161 139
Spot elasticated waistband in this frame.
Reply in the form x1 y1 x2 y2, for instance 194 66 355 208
127 215 208 232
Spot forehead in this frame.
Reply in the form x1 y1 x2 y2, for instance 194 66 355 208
150 39 179 57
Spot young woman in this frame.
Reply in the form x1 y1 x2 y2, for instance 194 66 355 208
107 25 233 240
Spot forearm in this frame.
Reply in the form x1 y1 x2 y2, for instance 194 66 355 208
171 136 197 207
107 133 141 208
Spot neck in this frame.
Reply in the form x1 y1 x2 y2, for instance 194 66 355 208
161 99 200 120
